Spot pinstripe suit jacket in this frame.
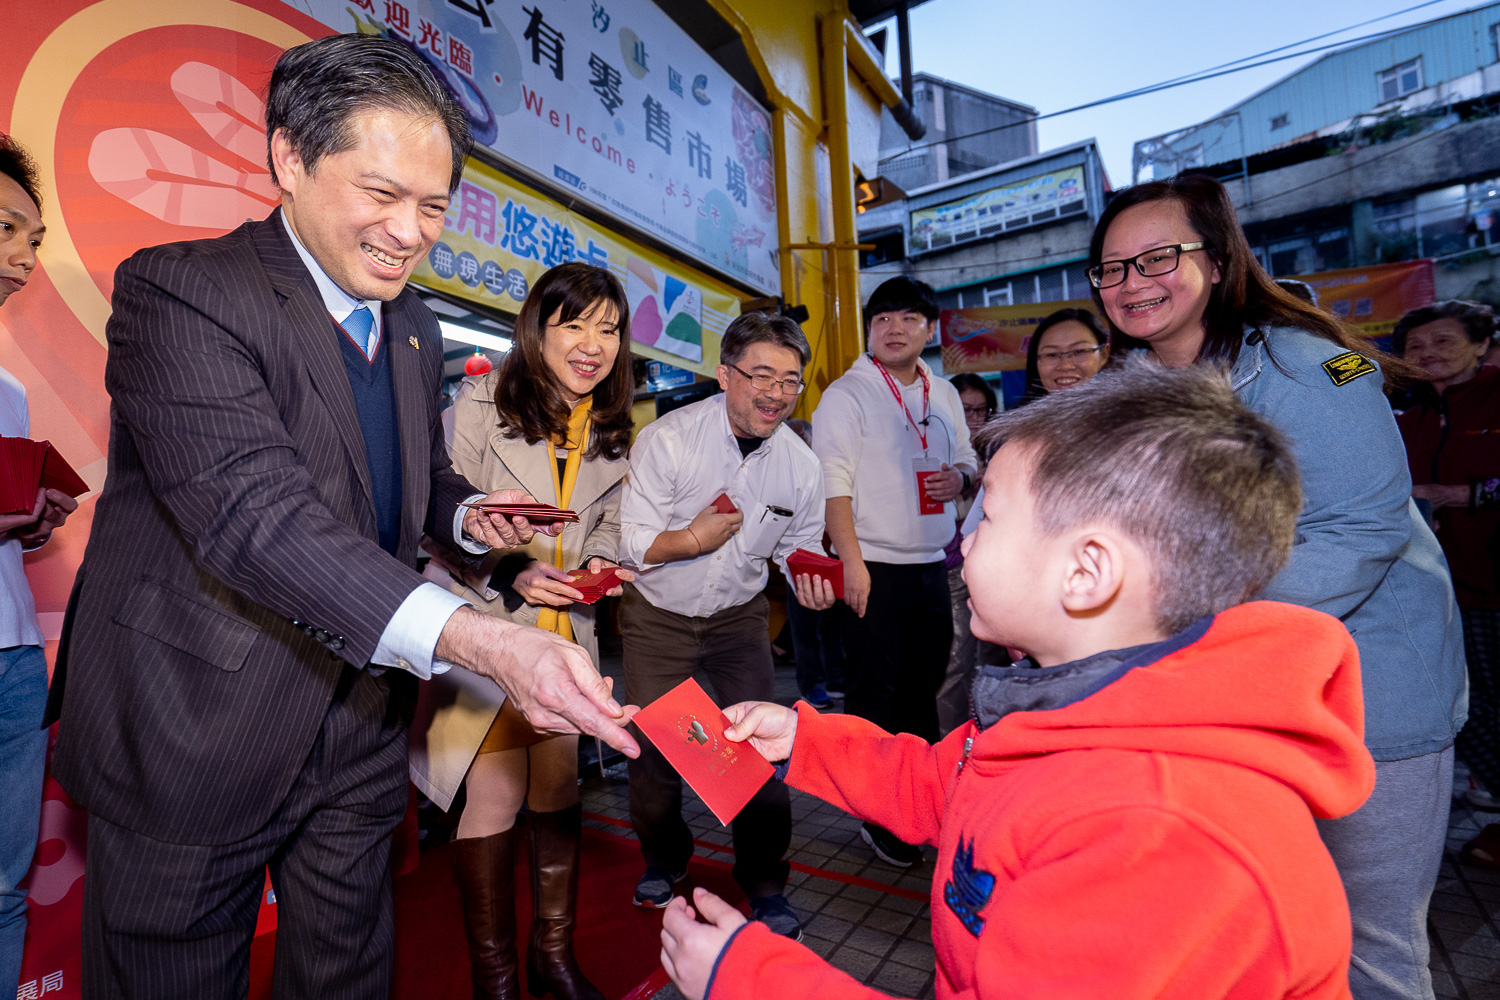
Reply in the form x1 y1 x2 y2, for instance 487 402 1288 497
48 210 476 845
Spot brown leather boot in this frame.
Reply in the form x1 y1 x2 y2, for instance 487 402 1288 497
451 828 522 1000
525 805 605 1000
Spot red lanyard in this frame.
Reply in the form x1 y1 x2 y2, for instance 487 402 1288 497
870 355 929 452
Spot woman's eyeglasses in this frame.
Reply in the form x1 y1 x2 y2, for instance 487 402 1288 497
1087 242 1208 289
1036 345 1106 367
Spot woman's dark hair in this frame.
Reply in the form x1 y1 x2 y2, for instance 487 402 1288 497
1391 300 1497 355
1022 307 1109 401
0 134 41 210
494 262 634 461
949 373 997 415
1088 173 1414 383
265 34 472 192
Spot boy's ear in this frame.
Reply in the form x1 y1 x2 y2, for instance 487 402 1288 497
1060 532 1124 615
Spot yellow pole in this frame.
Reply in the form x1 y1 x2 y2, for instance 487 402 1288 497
819 11 865 377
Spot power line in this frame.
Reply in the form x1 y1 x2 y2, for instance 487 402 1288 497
884 0 1478 161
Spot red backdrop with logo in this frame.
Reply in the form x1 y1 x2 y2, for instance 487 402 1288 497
4 3 337 995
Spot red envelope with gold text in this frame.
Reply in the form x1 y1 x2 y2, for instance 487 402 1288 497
632 678 775 826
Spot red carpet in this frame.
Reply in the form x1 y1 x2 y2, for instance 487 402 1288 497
248 826 745 1000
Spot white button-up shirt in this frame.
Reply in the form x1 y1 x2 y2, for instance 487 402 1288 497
619 393 825 618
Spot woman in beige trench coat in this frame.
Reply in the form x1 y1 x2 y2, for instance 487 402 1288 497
409 263 635 1000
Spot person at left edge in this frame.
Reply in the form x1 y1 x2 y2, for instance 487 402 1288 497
618 311 836 941
0 134 78 1000
44 35 638 1000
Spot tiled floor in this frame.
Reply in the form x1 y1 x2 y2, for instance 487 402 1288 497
585 653 1500 998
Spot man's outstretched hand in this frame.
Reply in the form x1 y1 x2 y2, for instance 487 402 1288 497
435 607 640 757
661 888 748 1000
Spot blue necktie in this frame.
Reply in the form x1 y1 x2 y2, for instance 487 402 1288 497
342 305 375 359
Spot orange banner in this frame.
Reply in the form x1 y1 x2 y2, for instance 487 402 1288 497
1290 259 1435 338
939 298 1098 374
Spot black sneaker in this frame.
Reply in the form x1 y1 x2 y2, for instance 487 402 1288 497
861 822 923 868
633 866 688 908
749 893 804 941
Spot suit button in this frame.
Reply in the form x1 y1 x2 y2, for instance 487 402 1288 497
330 637 345 651
315 629 331 643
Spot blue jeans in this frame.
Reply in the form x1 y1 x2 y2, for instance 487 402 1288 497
0 644 47 996
786 590 844 696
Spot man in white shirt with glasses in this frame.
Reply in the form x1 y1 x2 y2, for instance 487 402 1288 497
618 311 834 941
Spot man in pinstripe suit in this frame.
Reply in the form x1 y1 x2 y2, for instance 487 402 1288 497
44 35 640 999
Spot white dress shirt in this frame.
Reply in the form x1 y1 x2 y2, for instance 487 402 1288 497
0 365 42 648
619 393 825 618
282 214 485 678
812 354 977 564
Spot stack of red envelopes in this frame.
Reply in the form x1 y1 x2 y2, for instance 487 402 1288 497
565 567 623 604
786 548 845 599
0 437 89 515
460 501 580 523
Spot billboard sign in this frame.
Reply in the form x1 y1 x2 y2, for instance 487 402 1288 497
284 0 781 293
910 166 1086 254
939 298 1098 374
1289 259 1435 338
420 157 741 372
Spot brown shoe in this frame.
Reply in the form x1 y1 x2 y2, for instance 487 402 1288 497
525 805 605 1000
451 828 522 1000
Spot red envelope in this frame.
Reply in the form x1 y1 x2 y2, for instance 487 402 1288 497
786 548 845 600
632 678 774 826
0 437 89 515
565 567 622 604
711 492 737 515
460 501 579 523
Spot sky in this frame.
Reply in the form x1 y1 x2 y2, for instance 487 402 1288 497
884 0 1496 186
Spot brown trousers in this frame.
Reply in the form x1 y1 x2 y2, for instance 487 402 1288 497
619 586 791 899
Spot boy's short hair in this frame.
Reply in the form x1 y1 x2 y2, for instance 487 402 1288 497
720 310 810 368
864 276 939 331
978 359 1301 633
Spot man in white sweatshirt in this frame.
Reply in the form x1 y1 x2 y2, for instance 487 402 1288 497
0 136 77 997
811 276 976 869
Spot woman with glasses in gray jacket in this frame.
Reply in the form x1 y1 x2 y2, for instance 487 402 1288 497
1087 173 1466 1000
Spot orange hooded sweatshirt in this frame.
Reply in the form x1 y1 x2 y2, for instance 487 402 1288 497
705 602 1376 1000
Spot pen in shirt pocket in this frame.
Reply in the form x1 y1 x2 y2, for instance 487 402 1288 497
761 504 793 521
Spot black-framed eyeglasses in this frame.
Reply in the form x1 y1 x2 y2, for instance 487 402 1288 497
1036 345 1107 367
1087 242 1209 289
961 403 994 419
728 362 804 395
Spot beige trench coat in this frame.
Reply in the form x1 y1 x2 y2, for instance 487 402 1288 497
408 372 626 810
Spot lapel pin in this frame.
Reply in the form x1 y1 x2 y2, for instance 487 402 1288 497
408 335 419 350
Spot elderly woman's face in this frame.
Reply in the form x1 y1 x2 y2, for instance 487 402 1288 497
1403 318 1487 388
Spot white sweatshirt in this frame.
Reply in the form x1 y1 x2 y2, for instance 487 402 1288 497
0 365 42 648
812 354 976 564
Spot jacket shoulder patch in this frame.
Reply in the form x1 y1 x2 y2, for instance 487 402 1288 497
1322 351 1377 386
943 836 995 937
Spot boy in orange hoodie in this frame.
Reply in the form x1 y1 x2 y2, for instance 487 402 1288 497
658 361 1377 1000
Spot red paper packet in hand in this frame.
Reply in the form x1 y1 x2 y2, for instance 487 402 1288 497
565 567 622 604
711 492 738 515
786 548 845 600
632 678 774 826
